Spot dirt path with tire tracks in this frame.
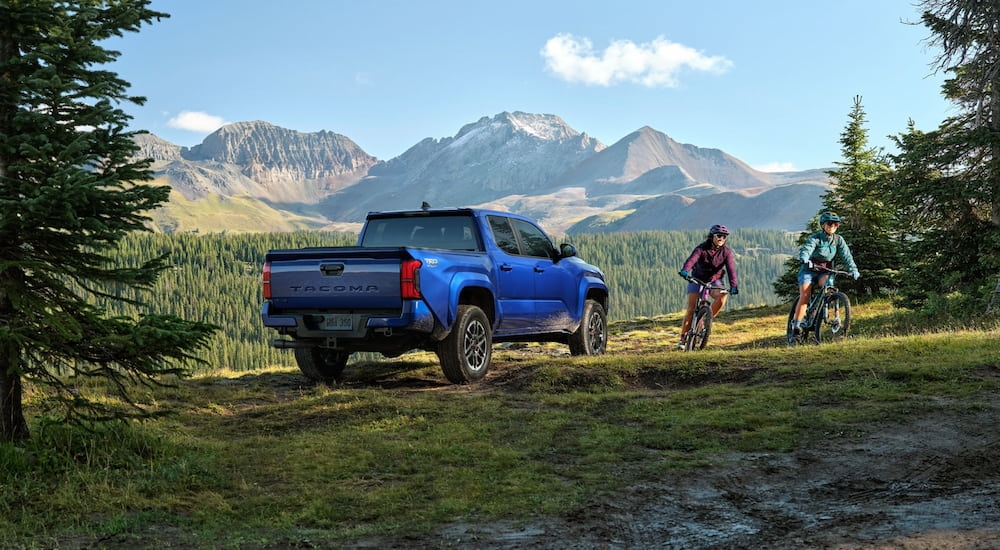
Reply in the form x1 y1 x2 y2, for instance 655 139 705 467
344 392 1000 549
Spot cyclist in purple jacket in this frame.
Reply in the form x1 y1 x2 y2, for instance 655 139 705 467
676 224 739 349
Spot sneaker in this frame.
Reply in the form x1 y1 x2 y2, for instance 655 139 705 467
793 325 803 335
676 334 688 349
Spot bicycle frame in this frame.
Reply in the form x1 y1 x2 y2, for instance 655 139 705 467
802 275 839 329
684 276 729 351
787 266 852 346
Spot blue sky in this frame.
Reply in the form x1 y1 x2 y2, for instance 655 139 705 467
108 0 954 172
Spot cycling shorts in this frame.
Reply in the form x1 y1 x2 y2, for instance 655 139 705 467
686 279 725 294
797 266 831 287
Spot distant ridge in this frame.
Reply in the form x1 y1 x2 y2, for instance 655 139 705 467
136 111 831 234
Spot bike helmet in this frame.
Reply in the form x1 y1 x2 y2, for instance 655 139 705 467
709 224 729 236
819 212 842 225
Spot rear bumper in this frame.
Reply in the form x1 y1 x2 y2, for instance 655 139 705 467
260 299 436 337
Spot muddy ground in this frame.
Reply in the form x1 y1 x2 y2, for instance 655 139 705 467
337 352 1000 550
424 404 1000 549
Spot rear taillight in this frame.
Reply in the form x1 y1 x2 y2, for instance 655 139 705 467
401 259 422 299
262 262 271 299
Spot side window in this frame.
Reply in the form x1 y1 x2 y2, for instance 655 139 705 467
512 219 555 258
487 215 519 255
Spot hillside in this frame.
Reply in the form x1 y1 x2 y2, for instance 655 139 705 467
94 230 800 374
8 305 1000 549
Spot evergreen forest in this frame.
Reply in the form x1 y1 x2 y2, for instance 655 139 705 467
103 229 798 374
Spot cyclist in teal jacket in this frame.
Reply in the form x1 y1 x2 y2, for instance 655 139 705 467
790 212 860 334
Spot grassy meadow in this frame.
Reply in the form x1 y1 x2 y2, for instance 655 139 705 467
2 299 999 549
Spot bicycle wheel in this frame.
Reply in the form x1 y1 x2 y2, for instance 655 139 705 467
786 300 803 347
686 305 713 351
816 292 851 344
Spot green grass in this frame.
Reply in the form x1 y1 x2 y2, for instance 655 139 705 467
2 299 999 548
146 187 328 233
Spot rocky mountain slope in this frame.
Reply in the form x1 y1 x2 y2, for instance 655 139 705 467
136 112 831 235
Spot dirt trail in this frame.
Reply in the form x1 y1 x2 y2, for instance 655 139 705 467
344 391 1000 549
232 333 1000 550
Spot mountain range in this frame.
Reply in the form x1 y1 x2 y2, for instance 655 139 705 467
135 111 832 236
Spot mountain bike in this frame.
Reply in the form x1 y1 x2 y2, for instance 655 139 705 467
786 266 852 346
683 276 730 351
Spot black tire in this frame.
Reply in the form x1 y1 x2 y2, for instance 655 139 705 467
569 299 608 355
816 292 851 344
437 304 492 384
786 300 808 347
294 347 350 383
685 305 713 351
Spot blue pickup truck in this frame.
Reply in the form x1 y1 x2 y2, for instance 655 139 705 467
261 207 609 384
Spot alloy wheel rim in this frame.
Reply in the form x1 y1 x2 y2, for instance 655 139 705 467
463 320 489 371
589 313 606 352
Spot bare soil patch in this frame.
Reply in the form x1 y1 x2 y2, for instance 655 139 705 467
325 348 1000 550
429 402 1000 549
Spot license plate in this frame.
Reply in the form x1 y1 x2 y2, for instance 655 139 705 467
322 314 353 331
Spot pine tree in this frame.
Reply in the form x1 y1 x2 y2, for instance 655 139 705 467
878 0 1000 311
773 98 896 301
0 0 216 442
821 96 900 297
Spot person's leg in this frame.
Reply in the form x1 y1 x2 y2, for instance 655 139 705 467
793 269 815 329
796 273 829 321
794 283 811 323
679 292 698 345
816 273 829 289
710 289 728 317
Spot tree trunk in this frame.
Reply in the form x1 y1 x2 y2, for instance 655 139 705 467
0 285 30 442
0 29 29 443
992 88 1000 227
0 346 30 443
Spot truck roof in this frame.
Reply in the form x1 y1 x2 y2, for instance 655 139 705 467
365 207 529 221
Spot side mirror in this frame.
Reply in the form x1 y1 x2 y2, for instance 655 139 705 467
559 243 578 258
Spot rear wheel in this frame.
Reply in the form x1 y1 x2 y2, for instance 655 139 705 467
816 292 851 344
569 299 608 355
685 305 712 351
437 304 492 384
294 347 350 383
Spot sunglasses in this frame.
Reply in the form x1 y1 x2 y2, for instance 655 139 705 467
713 234 728 239
823 221 840 226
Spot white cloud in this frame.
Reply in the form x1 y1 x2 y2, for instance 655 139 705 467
167 111 228 133
753 162 797 173
541 33 732 87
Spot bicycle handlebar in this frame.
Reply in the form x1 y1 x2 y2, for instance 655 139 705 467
809 264 851 276
685 276 730 294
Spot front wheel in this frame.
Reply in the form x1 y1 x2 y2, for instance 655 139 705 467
816 292 851 344
437 304 492 384
294 347 350 384
569 299 608 355
786 300 808 347
685 305 713 351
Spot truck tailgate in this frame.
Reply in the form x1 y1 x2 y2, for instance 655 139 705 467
266 247 405 310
